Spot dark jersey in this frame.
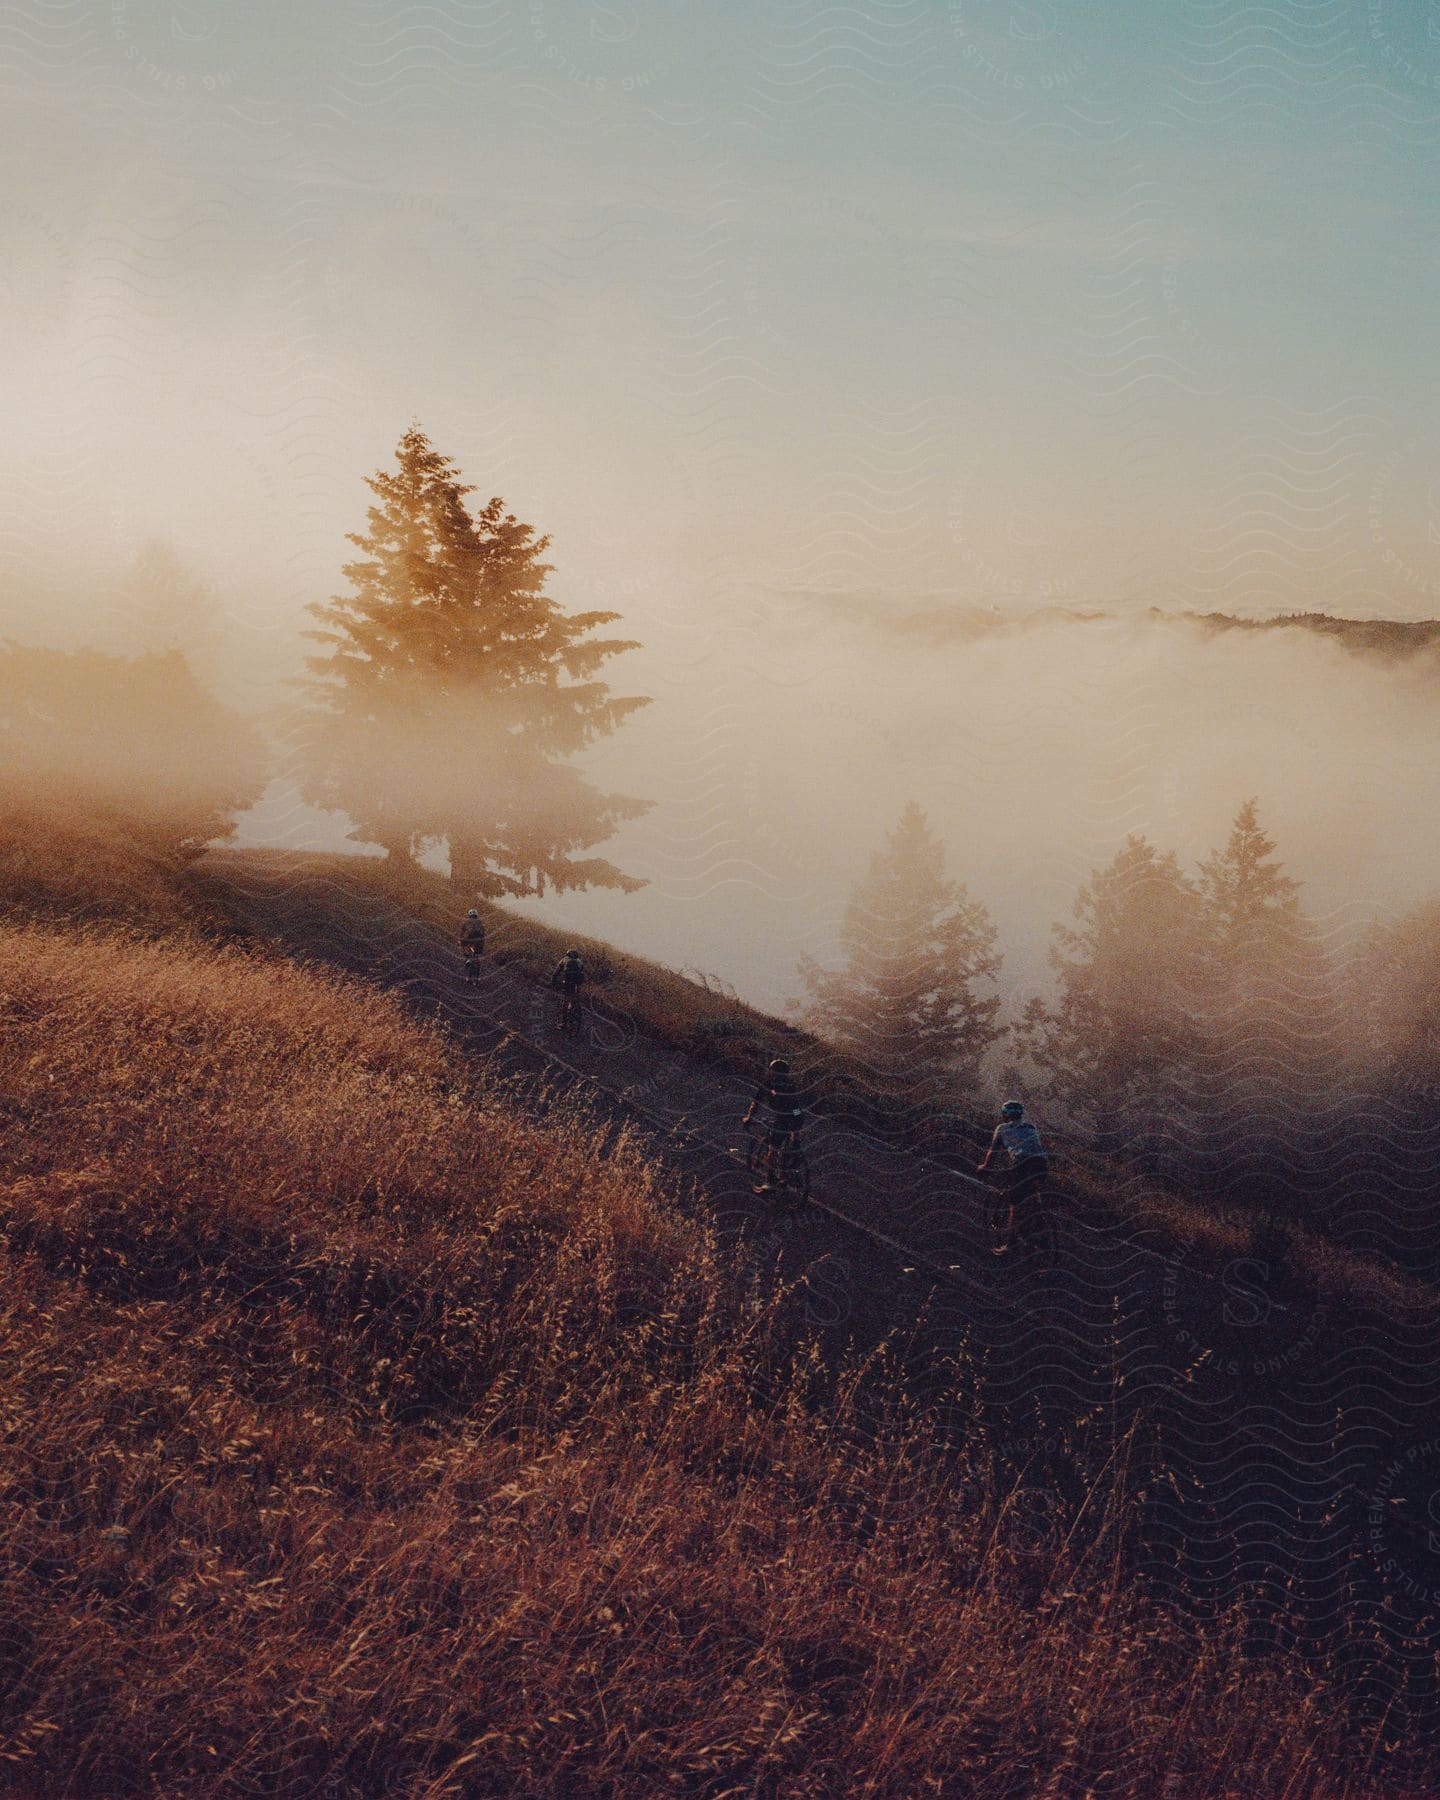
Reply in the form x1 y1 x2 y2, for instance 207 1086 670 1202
552 958 586 994
753 1074 804 1127
460 918 485 947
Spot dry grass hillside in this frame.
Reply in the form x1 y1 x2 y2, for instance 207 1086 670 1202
221 848 1430 1323
274 848 815 1079
0 803 240 939
0 900 1420 1796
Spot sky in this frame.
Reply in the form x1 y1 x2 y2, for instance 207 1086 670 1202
4 1 1440 1009
5 0 1439 641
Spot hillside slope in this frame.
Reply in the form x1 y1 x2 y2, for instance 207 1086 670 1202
192 851 1440 1746
198 849 1430 1322
0 914 1397 1797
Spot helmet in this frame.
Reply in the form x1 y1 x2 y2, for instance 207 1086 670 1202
565 948 581 960
1000 1100 1025 1120
467 908 479 919
768 1058 791 1075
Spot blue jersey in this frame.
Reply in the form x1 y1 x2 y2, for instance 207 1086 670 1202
989 1120 1046 1166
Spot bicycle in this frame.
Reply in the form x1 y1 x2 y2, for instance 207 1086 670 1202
746 1122 811 1207
462 944 483 987
982 1163 1056 1263
556 989 584 1040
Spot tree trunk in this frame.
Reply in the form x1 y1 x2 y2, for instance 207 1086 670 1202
450 838 489 895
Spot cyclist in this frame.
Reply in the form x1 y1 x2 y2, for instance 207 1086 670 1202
742 1057 806 1192
459 908 486 984
551 948 586 1033
977 1100 1051 1254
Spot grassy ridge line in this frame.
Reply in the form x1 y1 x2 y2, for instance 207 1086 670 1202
210 849 1434 1327
0 805 245 940
206 846 1008 1159
0 919 1389 1797
208 847 817 1079
7 788 1432 1326
0 819 1294 1285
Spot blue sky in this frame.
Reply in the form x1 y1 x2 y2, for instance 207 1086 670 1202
4 0 1439 659
5 2 1440 1004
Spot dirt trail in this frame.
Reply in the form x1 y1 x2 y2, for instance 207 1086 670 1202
196 849 1440 1674
194 852 1428 1416
198 850 1139 1379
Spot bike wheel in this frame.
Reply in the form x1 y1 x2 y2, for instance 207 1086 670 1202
986 1188 1014 1257
1014 1202 1057 1264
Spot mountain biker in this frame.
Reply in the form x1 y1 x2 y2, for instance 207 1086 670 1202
742 1057 806 1190
551 948 586 995
460 908 486 955
551 948 587 1035
977 1100 1050 1248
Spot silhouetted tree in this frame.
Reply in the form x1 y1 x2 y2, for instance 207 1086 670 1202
0 644 265 856
1188 798 1341 1216
1349 899 1440 1104
1196 800 1336 1092
1197 797 1299 967
794 803 1003 1100
299 427 650 894
1016 834 1209 1155
112 540 217 665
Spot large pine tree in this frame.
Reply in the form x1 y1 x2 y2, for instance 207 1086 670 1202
1197 799 1299 968
1016 834 1209 1153
1191 799 1338 1184
299 427 650 895
793 803 1003 1100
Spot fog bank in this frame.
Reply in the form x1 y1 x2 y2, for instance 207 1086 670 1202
240 603 1440 1021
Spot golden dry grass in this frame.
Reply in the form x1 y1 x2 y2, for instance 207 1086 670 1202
0 802 239 939
0 918 1418 1797
274 847 805 1079
241 850 1430 1327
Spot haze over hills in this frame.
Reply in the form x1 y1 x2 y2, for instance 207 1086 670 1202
6 0 1440 1780
14 529 1440 1026
788 594 1440 664
1182 609 1440 663
218 595 1440 1024
430 598 1440 1020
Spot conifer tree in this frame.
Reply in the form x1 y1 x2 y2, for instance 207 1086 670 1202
1194 797 1336 1124
1349 898 1440 1104
1016 834 1209 1150
0 644 264 856
1197 799 1299 970
299 426 650 893
113 540 217 665
794 803 1003 1099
